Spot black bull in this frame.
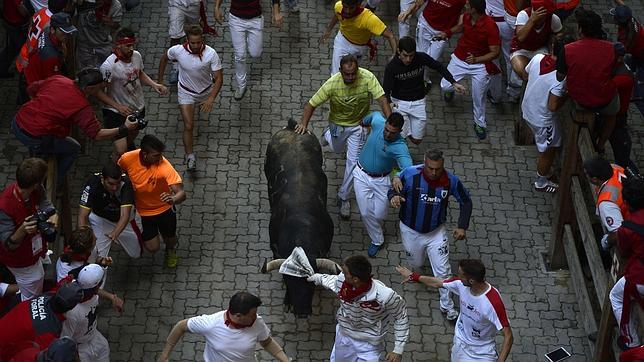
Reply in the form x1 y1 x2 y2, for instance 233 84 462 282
263 120 334 317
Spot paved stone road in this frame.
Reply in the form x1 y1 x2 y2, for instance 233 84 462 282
0 0 642 360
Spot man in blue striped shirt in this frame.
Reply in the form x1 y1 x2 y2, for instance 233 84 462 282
354 112 413 257
388 149 472 320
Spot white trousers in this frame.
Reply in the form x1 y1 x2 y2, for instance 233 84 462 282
609 276 644 347
400 222 454 311
78 331 110 362
88 212 142 258
450 339 497 362
331 32 369 75
353 167 390 246
8 259 44 301
441 54 491 128
392 97 427 140
416 17 448 82
168 3 200 39
324 123 367 201
330 325 383 362
398 0 422 38
488 19 522 101
229 14 263 89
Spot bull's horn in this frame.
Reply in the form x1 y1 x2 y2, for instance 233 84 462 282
316 258 341 274
262 259 286 273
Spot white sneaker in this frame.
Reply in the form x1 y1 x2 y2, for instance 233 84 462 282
234 86 247 101
186 154 196 172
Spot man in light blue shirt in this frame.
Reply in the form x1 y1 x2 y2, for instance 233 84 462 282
354 112 413 257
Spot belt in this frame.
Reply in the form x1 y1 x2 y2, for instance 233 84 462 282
491 16 504 22
358 163 390 178
179 82 212 95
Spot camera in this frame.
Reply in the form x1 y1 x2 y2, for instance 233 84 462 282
34 206 57 236
129 111 148 130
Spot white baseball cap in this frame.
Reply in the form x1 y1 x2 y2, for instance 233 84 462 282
77 264 105 289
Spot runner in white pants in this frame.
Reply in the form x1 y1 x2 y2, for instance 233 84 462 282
353 112 412 257
399 0 465 84
78 163 143 259
320 0 397 75
486 0 521 103
437 0 501 140
389 150 472 320
295 55 392 220
215 0 283 100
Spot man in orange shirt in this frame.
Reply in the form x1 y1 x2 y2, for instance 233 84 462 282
117 135 186 268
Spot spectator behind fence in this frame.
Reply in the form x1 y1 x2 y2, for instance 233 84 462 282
556 9 618 151
0 158 57 301
11 69 140 185
610 175 644 351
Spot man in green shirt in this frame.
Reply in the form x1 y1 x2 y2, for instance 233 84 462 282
295 55 391 220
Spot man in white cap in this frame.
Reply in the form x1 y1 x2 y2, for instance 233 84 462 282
60 264 115 362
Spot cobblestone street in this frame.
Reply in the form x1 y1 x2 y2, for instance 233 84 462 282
0 0 643 360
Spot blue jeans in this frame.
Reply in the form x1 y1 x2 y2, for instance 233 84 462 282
11 117 80 185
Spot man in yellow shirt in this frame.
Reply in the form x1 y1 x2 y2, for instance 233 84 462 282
295 55 392 220
320 0 397 75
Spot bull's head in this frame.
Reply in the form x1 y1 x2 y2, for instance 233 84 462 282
261 258 340 318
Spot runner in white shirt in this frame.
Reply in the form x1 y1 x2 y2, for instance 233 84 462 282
521 40 567 193
98 27 168 159
61 264 121 362
158 291 290 362
396 259 513 362
307 255 409 362
158 24 223 172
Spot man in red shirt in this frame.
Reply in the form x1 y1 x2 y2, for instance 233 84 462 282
0 282 82 361
399 0 466 86
556 9 618 151
609 176 644 351
23 12 77 85
11 69 139 185
437 0 501 140
611 4 644 117
0 0 31 78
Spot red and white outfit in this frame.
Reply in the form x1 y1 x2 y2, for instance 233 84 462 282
443 278 510 361
416 0 465 81
187 310 271 362
521 54 565 152
510 10 562 60
167 44 222 105
486 0 521 102
100 50 145 113
440 13 501 128
309 273 409 361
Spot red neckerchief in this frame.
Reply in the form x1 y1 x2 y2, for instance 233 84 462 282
183 42 205 61
422 171 449 188
338 278 372 303
224 311 254 329
63 245 91 262
113 37 136 63
95 0 112 22
338 6 365 20
539 54 557 75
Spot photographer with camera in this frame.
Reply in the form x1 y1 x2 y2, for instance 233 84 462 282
0 158 58 301
98 27 168 160
11 68 143 185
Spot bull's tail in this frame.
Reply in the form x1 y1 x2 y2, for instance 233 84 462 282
286 118 297 130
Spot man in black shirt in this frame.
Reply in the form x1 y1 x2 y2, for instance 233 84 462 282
383 36 466 144
78 162 142 259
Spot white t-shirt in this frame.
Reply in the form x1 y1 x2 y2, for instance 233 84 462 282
167 44 222 94
187 310 271 362
100 51 146 112
55 247 98 282
521 54 566 127
443 279 510 348
486 0 505 18
516 11 562 33
61 295 101 344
